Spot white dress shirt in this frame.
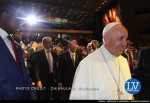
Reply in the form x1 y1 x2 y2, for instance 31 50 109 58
0 28 16 60
70 45 133 100
44 49 53 73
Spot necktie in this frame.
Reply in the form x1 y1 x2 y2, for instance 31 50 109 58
11 40 19 65
46 50 53 73
72 53 76 66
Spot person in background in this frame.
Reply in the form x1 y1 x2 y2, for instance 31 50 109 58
87 40 99 54
134 47 150 100
58 39 82 100
78 45 88 59
30 36 57 100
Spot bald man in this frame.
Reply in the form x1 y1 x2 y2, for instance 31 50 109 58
69 22 133 100
30 36 57 100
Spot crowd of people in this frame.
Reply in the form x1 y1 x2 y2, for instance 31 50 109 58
21 35 100 100
9 24 149 100
0 1 149 100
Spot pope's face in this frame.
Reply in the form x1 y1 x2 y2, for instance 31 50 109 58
110 25 128 56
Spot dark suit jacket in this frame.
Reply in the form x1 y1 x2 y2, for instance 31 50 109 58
0 36 32 100
30 49 57 86
58 50 82 87
138 48 150 74
134 48 150 100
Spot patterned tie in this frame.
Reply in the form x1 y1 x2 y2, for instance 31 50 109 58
11 40 19 65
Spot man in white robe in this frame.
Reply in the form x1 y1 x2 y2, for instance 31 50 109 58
69 22 133 100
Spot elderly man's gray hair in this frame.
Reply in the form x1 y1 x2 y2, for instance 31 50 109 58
42 36 52 43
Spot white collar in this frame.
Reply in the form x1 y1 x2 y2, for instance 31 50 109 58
44 48 52 53
0 28 9 39
100 45 117 61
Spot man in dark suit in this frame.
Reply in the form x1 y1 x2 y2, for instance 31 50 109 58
134 47 150 100
0 1 33 100
58 39 82 100
30 36 57 100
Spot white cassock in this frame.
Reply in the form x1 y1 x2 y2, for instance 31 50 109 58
69 45 133 100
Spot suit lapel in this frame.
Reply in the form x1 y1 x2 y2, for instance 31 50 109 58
13 42 21 64
0 36 18 66
67 51 74 66
67 51 78 68
74 53 79 67
41 50 49 66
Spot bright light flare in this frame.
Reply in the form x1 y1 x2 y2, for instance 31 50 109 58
26 15 38 25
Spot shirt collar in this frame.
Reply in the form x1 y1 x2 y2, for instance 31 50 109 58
69 48 75 54
44 48 52 53
0 28 9 40
100 45 117 60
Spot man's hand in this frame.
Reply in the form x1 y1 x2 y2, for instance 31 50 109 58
37 81 43 89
